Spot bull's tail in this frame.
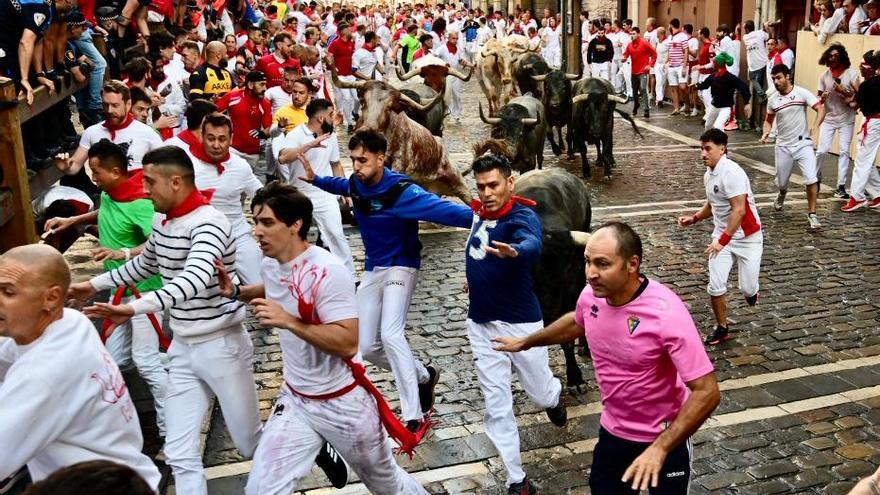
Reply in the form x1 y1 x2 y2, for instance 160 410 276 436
613 108 644 139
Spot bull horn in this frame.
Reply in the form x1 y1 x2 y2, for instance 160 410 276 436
396 64 421 81
479 103 501 125
522 63 534 70
608 94 628 104
448 65 472 81
564 73 581 80
530 73 548 82
520 117 539 126
571 94 590 104
570 231 591 246
400 91 443 112
330 70 366 90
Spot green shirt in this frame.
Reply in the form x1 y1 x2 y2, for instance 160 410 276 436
98 192 163 294
399 34 421 64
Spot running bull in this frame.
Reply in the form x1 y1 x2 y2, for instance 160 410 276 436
397 54 473 137
331 71 472 202
516 168 592 388
530 70 580 157
570 77 643 180
478 94 546 173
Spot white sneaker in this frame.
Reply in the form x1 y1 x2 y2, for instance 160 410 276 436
774 190 787 211
689 108 700 117
808 213 822 230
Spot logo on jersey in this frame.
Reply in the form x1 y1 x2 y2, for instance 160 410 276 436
589 304 599 318
627 315 640 334
713 185 719 194
34 13 47 26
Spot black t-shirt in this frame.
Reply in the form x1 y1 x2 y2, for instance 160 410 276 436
858 76 880 116
0 0 52 52
588 37 614 64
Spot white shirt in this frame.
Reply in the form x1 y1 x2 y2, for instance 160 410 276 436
353 47 380 78
193 152 264 239
31 185 93 218
819 68 859 125
79 118 163 171
818 7 846 44
477 25 492 46
266 86 293 114
611 31 629 60
645 27 659 47
0 337 17 385
0 309 161 488
262 246 358 396
743 29 769 71
277 123 341 196
376 24 392 51
544 25 561 50
848 6 867 34
718 35 741 76
494 18 506 38
705 156 761 239
778 48 795 69
768 85 821 147
687 35 699 64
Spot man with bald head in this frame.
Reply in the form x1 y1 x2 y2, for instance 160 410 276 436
189 40 235 100
0 244 160 491
494 222 719 495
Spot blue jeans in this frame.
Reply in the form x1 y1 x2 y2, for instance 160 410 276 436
72 30 107 111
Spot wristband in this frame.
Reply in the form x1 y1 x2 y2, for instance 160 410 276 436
718 233 732 246
122 247 131 261
230 284 241 300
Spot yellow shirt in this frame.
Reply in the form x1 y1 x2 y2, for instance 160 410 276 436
273 105 308 133
273 1 288 20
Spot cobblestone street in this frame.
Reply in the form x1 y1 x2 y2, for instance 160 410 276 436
64 77 880 494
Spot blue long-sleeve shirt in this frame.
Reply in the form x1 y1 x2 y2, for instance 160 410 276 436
465 203 544 324
313 168 472 271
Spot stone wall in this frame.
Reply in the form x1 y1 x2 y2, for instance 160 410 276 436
582 0 617 20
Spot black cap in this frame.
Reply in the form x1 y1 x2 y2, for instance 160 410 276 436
95 6 117 22
245 70 267 83
186 0 199 10
66 10 87 26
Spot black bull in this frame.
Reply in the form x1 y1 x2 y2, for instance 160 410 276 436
517 168 592 387
570 77 643 179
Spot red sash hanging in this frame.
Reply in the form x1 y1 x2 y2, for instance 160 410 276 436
101 285 171 349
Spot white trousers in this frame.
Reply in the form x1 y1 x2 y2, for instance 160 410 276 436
581 43 590 74
245 387 428 495
704 105 732 131
707 233 763 297
106 295 169 434
467 319 561 487
358 266 429 422
849 119 880 201
164 329 262 495
310 193 355 276
447 76 463 118
698 74 711 111
654 65 667 103
591 62 611 82
334 76 359 125
235 233 263 285
775 141 820 190
612 59 632 97
542 47 561 69
816 120 855 187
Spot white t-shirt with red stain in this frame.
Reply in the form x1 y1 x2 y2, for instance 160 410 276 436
768 85 821 147
0 309 161 488
705 155 762 240
574 279 714 443
262 246 359 396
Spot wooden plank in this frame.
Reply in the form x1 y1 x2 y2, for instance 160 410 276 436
16 76 88 124
0 79 37 251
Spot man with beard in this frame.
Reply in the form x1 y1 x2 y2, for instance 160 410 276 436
215 70 273 172
494 222 719 495
815 43 859 200
587 25 614 81
255 32 302 88
189 40 235 101
761 64 824 230
326 22 358 132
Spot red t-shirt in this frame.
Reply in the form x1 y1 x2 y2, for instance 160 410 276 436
327 37 356 76
215 88 272 155
254 53 302 88
698 40 714 75
623 39 657 75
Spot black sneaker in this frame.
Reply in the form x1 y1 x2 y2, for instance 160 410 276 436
0 467 29 494
833 186 850 200
643 110 650 118
315 442 348 489
508 477 538 495
546 403 567 427
704 325 732 345
745 292 759 306
406 419 421 433
419 366 440 413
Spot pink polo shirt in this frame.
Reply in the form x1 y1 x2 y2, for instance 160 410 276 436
574 278 714 443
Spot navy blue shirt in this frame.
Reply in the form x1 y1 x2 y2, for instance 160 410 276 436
465 203 543 324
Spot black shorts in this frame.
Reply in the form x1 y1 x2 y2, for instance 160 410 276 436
589 427 692 495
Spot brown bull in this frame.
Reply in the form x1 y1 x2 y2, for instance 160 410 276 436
396 54 472 93
331 72 472 203
476 37 537 116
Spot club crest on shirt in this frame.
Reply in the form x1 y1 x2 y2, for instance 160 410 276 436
713 184 719 194
627 315 640 335
589 304 599 318
34 13 46 25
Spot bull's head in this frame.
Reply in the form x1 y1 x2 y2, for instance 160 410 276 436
479 103 539 170
533 230 590 323
571 89 627 137
331 71 443 133
535 71 579 115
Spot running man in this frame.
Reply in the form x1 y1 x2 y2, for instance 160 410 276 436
0 245 161 491
678 129 763 346
299 129 473 431
842 48 880 211
215 182 428 495
466 152 566 495
494 222 720 495
816 43 859 200
762 63 825 230
695 52 751 131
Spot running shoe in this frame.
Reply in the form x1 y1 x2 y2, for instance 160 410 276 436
670 109 680 116
833 186 850 200
841 197 867 212
704 325 732 345
0 468 28 494
774 190 787 211
745 292 759 306
724 120 739 131
808 213 822 230
689 107 700 117
546 403 568 427
870 197 880 209
315 443 349 489
508 477 538 495
644 110 650 118
419 365 440 413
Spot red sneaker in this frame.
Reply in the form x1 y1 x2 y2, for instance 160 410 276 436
869 197 880 209
841 198 868 212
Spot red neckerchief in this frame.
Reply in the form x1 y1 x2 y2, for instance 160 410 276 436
446 41 457 54
830 66 846 78
189 141 228 174
162 189 213 225
227 49 236 59
103 113 135 140
106 170 149 202
175 128 201 148
714 65 728 77
362 44 376 52
470 196 537 220
69 200 92 216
